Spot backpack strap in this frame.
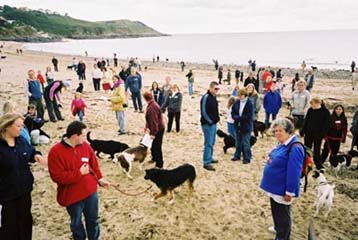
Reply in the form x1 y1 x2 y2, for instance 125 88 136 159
287 141 308 192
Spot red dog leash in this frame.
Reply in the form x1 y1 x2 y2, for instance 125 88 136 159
88 167 153 197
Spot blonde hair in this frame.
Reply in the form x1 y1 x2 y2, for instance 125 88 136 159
3 101 14 114
74 92 82 98
227 96 235 108
0 113 23 139
310 97 321 105
171 84 180 92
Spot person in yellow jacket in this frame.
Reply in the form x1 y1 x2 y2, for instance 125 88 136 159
110 75 127 135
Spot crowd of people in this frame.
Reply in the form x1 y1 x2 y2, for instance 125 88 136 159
1 53 358 240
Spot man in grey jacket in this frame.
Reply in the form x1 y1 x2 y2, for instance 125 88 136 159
290 80 310 129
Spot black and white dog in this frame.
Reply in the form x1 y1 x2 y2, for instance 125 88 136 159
216 129 257 154
86 132 129 160
328 150 358 175
312 170 335 218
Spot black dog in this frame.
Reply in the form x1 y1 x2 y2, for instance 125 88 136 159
253 120 268 137
76 82 84 93
87 131 129 159
144 163 196 203
216 129 257 154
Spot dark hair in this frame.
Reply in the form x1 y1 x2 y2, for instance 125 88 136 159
332 104 346 118
27 104 36 111
151 81 159 90
143 91 153 101
66 121 87 138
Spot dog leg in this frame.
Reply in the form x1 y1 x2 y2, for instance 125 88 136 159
126 162 133 179
168 190 175 205
188 181 194 195
325 206 332 218
152 191 167 202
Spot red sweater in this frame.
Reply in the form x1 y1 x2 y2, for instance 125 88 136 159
145 100 164 135
48 139 102 207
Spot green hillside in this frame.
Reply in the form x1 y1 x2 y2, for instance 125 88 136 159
0 5 166 42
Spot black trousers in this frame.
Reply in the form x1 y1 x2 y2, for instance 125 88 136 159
0 193 33 240
270 198 291 240
304 135 324 169
321 139 341 164
92 78 101 91
151 128 164 168
167 111 181 132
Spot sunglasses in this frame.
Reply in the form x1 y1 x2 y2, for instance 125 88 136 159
214 87 220 91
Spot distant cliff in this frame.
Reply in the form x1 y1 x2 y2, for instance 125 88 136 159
0 5 167 42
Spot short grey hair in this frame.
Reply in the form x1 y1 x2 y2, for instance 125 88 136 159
270 118 294 135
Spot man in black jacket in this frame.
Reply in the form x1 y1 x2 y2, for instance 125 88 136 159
200 81 220 171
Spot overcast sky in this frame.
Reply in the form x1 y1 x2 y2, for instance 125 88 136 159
1 0 357 34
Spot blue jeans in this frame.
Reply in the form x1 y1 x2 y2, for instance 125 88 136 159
233 132 252 162
265 111 277 128
131 91 143 111
77 110 84 121
115 111 126 132
66 192 99 240
201 124 217 166
227 122 236 139
188 82 193 96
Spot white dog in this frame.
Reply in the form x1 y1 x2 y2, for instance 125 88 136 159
312 170 335 218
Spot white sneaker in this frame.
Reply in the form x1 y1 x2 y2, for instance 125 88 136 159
268 226 276 234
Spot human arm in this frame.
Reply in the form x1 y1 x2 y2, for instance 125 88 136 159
23 80 31 97
201 95 213 124
285 144 304 198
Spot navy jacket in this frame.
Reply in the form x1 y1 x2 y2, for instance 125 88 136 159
28 80 43 101
231 98 254 134
125 74 142 93
200 91 219 126
263 90 282 114
0 136 39 203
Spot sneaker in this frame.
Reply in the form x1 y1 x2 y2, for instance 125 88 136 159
139 110 144 113
268 226 276 234
118 131 126 135
203 165 215 171
243 161 250 164
58 118 65 121
211 160 219 164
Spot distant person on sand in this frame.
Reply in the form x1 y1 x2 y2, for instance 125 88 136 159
251 60 256 72
45 66 55 85
291 73 300 92
263 82 282 128
48 121 111 240
71 92 88 122
213 59 219 71
110 75 127 135
224 69 231 85
235 69 241 86
231 88 254 164
143 91 165 168
113 53 118 67
351 61 356 73
200 81 220 171
161 84 183 133
77 60 86 81
304 69 315 92
0 113 46 239
186 69 195 97
151 81 164 107
260 118 304 240
23 69 44 119
162 76 172 101
91 64 103 91
180 61 185 71
352 68 358 90
125 67 143 113
218 66 223 84
44 80 68 122
289 80 310 129
300 97 330 171
52 56 59 72
157 56 160 62
301 60 306 73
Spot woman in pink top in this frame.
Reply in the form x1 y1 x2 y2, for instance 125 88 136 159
71 92 87 121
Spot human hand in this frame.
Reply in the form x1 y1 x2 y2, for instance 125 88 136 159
34 154 47 165
283 194 292 202
98 178 111 188
80 163 89 175
150 135 155 139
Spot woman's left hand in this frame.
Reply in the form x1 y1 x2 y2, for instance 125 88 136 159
283 194 292 202
34 154 47 165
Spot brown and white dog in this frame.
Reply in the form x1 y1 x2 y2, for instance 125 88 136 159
113 144 149 179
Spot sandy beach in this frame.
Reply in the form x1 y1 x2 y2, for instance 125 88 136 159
0 41 357 240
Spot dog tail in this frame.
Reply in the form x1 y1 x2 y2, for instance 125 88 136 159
216 129 227 138
86 131 92 143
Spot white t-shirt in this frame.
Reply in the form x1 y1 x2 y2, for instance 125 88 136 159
92 69 103 79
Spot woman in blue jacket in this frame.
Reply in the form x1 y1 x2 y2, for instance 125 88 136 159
263 82 282 128
260 118 304 240
0 113 46 239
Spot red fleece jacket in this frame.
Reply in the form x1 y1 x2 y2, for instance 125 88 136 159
145 100 164 135
48 140 102 207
